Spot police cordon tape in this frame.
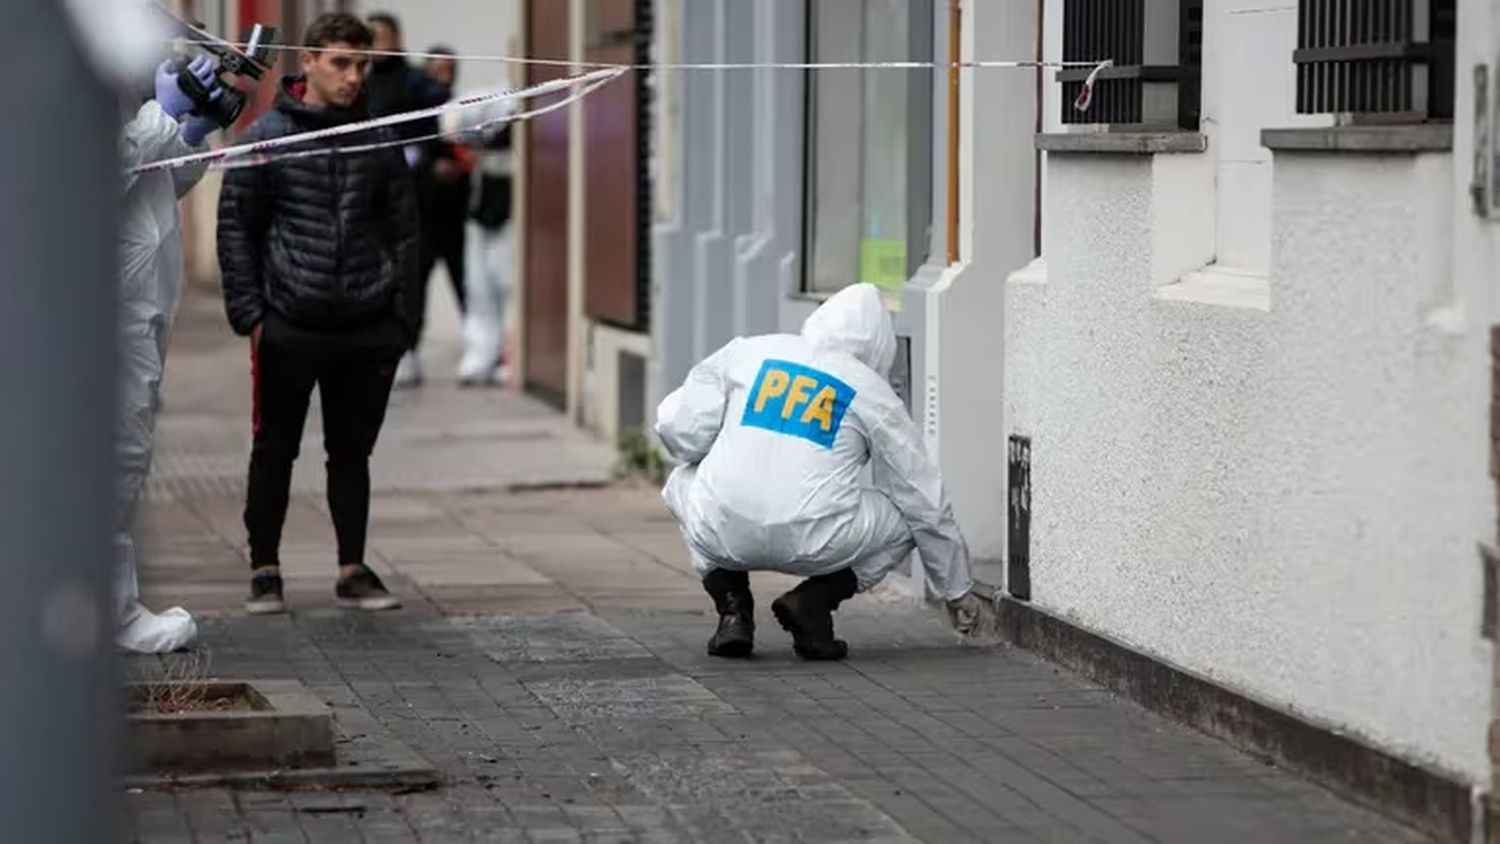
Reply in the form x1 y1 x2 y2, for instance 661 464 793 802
178 37 1114 73
128 67 625 175
133 45 1113 174
210 68 623 172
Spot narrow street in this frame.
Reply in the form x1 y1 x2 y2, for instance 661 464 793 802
123 287 1428 842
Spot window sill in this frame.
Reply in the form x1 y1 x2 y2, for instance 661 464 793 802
1036 132 1208 155
1261 124 1453 154
1156 265 1270 312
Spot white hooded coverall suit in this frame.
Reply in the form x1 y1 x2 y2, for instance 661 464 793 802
114 99 205 652
654 284 973 602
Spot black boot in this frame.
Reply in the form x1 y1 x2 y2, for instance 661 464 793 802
703 569 755 658
771 568 858 661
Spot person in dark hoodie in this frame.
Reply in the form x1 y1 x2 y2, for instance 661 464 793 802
217 12 415 615
367 12 453 389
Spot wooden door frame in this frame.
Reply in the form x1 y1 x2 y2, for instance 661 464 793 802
520 0 572 406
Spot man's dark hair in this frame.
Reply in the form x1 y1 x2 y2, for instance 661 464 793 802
303 13 373 49
367 12 401 35
427 45 457 58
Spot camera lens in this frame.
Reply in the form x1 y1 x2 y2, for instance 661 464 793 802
212 87 246 128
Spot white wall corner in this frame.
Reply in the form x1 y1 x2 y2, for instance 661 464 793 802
1415 152 1460 326
937 266 1009 560
909 260 1008 561
1150 152 1217 287
1007 256 1048 287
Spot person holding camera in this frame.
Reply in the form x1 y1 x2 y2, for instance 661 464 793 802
217 13 417 615
113 54 224 653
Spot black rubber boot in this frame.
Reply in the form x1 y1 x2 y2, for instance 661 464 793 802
703 569 755 658
771 568 858 661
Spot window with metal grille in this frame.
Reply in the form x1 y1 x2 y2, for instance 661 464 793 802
1294 0 1456 121
1058 0 1203 130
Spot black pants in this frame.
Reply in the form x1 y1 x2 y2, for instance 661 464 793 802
245 324 399 570
413 174 470 347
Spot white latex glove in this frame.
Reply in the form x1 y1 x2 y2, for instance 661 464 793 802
946 591 989 637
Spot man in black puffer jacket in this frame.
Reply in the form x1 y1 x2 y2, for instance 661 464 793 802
217 12 414 616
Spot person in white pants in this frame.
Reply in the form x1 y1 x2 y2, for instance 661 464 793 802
654 284 987 661
443 97 515 385
113 57 223 652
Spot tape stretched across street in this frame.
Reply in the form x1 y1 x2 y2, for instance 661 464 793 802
132 40 1113 174
209 69 622 172
177 38 1114 73
128 68 625 175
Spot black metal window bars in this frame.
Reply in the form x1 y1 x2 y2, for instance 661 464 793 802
1058 0 1203 130
1294 0 1456 121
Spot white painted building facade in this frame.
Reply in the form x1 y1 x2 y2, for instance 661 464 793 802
1002 0 1497 801
651 0 1500 823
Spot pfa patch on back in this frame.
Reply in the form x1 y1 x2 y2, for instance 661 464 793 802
741 359 856 449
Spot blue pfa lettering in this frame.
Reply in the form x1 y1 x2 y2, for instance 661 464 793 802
741 359 855 449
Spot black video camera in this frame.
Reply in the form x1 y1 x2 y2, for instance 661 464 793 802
155 4 279 129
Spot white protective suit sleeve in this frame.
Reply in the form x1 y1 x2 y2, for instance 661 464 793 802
121 100 207 196
654 338 741 465
867 401 974 602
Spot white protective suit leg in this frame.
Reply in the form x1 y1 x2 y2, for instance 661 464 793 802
114 294 161 621
458 221 512 382
114 286 197 653
116 280 198 652
669 464 914 592
838 490 918 592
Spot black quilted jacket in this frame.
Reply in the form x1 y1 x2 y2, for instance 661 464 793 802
217 76 418 339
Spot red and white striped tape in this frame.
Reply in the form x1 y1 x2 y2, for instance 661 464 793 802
129 67 624 175
134 37 1114 174
177 38 1113 73
210 68 619 171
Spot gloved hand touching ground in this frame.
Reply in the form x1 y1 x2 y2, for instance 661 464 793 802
946 590 991 638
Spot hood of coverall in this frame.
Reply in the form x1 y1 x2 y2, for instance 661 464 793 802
800 283 897 378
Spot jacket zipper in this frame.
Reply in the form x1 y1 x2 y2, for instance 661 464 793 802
330 148 343 299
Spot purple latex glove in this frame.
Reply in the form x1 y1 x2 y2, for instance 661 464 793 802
182 112 219 147
154 55 217 120
181 80 224 146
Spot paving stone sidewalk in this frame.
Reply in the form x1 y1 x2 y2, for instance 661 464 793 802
148 285 617 504
129 538 1428 843
124 288 1431 842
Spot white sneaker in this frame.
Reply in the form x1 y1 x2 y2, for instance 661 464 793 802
393 351 422 389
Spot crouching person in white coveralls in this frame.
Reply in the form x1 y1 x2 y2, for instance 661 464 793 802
654 283 986 660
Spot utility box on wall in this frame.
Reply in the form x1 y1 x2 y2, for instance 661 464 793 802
1008 435 1031 600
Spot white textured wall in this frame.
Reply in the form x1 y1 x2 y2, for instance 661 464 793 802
1006 0 1499 785
1008 147 1492 783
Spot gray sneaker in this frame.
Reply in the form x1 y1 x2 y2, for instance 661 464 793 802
336 566 401 611
245 571 286 615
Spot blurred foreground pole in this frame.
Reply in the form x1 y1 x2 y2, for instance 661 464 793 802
0 0 124 841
